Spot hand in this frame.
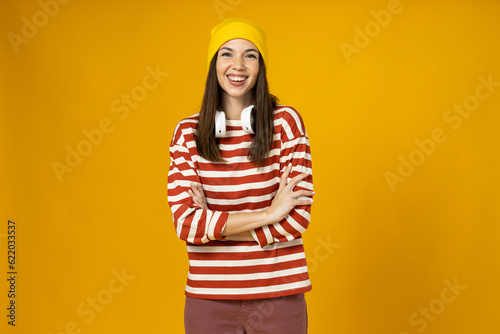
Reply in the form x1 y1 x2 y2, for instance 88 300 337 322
188 182 208 210
265 164 314 224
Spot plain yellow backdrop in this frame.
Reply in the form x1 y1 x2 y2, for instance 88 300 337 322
2 0 499 333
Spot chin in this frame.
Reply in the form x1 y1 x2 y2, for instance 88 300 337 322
226 92 247 99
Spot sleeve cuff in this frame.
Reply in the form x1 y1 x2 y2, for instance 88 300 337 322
251 225 275 248
212 211 228 241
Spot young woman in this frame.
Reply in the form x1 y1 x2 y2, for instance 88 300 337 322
167 17 314 334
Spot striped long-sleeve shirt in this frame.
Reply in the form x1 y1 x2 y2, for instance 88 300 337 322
167 104 313 299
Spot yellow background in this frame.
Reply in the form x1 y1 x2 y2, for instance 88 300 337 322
2 0 499 333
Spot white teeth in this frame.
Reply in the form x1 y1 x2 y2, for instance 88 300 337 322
228 76 247 82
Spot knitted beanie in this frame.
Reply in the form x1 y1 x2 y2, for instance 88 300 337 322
207 18 269 73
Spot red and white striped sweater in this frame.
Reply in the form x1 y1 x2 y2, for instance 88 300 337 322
167 105 313 299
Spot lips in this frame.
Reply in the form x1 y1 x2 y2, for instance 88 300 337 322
227 75 248 82
226 75 248 86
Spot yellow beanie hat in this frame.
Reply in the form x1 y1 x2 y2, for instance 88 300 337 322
207 18 269 73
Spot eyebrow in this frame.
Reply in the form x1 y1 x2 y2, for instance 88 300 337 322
219 47 259 53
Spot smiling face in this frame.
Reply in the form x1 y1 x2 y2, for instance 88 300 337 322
216 38 260 103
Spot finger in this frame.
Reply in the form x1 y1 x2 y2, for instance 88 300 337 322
191 182 203 197
287 172 310 190
197 199 208 210
294 198 314 206
197 184 207 199
188 190 199 206
282 164 292 176
279 175 287 191
281 164 292 179
292 190 315 198
188 190 201 204
279 165 291 189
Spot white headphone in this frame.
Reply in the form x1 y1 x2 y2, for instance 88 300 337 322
215 104 255 138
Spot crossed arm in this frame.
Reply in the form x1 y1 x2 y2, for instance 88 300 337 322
188 164 314 242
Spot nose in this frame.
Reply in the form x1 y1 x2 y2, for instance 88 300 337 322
231 55 245 70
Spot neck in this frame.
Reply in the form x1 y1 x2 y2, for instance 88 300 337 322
219 93 255 120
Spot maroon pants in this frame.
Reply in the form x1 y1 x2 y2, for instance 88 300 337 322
184 293 308 334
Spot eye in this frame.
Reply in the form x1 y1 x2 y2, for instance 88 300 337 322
246 54 257 59
221 52 231 57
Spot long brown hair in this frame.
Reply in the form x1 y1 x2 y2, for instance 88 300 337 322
195 53 279 167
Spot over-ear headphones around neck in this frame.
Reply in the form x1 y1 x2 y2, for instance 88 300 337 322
215 105 255 138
